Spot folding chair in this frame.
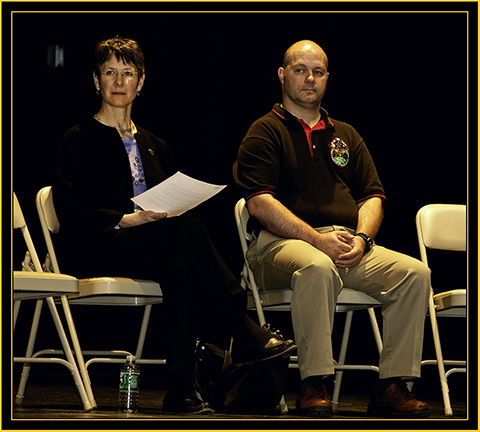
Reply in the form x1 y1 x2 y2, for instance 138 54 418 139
234 198 383 413
13 193 93 411
34 186 166 405
416 204 466 417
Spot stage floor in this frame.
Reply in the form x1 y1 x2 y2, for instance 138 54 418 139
12 382 467 422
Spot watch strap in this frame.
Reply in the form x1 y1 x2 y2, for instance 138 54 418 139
355 232 373 253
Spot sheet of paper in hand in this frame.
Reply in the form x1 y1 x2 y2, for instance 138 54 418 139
131 171 227 217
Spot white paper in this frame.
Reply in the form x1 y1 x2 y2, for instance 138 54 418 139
131 171 227 217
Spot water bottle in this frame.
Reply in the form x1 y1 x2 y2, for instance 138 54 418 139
118 355 140 413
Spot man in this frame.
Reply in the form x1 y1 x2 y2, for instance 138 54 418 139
233 40 431 418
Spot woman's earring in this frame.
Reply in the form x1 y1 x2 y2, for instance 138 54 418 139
136 91 141 97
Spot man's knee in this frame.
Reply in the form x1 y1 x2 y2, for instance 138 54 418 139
291 259 342 294
410 259 431 299
389 257 431 301
406 258 431 285
255 248 340 294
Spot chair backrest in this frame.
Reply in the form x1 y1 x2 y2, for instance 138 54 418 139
13 193 26 230
234 198 253 255
35 186 61 273
416 204 466 266
13 193 43 272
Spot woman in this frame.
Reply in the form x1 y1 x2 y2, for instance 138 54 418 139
53 37 295 414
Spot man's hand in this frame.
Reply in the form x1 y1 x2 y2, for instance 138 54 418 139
248 194 362 266
334 235 366 268
118 210 168 228
313 231 356 265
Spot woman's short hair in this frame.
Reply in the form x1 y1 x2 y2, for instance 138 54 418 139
93 37 145 77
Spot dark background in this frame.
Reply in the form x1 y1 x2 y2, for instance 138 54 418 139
6 1 476 418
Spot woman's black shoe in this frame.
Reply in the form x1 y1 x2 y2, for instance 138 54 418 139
255 336 297 362
236 334 297 364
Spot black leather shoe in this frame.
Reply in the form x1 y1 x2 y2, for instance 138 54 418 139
162 390 215 414
254 324 297 362
255 336 297 362
234 324 297 364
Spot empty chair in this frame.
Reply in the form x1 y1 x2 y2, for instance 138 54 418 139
13 192 93 411
234 198 383 413
35 186 165 401
416 204 467 416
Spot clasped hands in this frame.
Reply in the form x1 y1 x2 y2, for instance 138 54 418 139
316 231 365 269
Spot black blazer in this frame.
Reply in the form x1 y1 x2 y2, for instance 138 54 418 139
53 117 176 275
54 117 176 235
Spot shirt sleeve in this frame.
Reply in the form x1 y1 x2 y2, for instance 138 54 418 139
233 123 281 200
350 138 386 203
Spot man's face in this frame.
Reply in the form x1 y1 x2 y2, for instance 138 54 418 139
278 49 329 110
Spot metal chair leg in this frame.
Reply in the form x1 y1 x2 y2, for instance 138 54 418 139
60 296 97 408
13 300 22 330
135 304 152 359
332 310 353 412
15 297 93 412
45 297 93 411
15 299 43 406
428 291 453 417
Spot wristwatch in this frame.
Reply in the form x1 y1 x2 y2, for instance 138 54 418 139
355 232 373 253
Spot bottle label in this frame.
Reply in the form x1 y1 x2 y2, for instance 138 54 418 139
119 372 140 390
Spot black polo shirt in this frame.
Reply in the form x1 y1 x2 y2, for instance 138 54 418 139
233 103 386 230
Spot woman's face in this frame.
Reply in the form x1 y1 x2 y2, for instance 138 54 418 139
93 56 144 109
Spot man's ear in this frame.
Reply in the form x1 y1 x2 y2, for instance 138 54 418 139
278 67 285 85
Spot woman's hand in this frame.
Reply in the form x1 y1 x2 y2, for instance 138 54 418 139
118 210 168 228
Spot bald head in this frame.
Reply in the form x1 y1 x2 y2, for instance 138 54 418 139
282 40 329 70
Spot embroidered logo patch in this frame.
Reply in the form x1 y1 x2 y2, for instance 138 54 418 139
329 137 349 167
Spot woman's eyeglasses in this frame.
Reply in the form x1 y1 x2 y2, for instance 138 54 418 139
101 70 139 82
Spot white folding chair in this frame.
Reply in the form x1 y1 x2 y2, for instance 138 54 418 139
13 193 93 412
234 198 383 413
34 186 166 403
416 204 466 417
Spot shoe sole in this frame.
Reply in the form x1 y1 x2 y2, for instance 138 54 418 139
163 406 215 415
296 406 333 418
191 406 215 415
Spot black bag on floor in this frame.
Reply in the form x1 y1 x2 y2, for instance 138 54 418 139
193 338 290 414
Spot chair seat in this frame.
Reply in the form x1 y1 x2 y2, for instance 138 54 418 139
67 277 163 305
434 289 466 316
247 287 381 312
336 288 381 311
14 271 79 300
246 289 292 310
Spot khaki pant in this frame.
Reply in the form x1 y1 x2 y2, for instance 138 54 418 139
247 227 431 380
